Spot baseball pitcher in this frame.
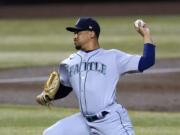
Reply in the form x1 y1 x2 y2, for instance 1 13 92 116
36 17 155 135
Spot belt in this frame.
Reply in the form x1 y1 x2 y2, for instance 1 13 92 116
85 111 109 122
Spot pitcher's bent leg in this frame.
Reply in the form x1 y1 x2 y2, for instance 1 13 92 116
43 112 90 135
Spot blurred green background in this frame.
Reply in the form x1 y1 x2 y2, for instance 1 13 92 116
0 16 180 68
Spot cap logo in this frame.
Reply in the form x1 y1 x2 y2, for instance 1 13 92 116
89 26 93 29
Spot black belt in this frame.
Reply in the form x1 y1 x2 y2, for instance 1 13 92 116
85 111 109 122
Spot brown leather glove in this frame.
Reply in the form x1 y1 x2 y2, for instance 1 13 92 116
36 71 60 106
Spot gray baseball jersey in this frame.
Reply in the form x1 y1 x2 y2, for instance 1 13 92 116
43 48 141 135
59 48 141 115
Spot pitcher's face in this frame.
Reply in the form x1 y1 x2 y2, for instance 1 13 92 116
73 31 92 50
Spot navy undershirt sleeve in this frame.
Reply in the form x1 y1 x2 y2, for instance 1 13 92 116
54 83 72 100
138 43 156 72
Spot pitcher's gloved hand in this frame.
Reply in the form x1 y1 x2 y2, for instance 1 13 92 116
36 71 60 106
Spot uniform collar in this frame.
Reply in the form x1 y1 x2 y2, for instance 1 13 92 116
77 48 103 56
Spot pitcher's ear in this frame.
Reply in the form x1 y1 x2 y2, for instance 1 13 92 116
90 31 96 39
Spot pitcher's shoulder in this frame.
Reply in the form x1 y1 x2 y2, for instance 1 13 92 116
61 53 77 64
103 49 125 55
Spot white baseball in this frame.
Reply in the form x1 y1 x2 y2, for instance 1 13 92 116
134 19 145 28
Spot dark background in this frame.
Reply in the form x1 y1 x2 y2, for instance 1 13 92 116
0 0 179 5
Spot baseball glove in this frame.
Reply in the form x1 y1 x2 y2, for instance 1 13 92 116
36 71 60 106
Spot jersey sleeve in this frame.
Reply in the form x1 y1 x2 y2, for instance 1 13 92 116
59 62 72 87
115 50 141 75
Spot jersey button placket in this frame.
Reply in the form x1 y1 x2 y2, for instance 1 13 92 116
80 57 87 115
80 72 86 113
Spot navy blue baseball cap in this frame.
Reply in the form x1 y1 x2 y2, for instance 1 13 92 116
66 17 100 38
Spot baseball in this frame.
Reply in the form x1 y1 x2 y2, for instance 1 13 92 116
134 19 145 28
